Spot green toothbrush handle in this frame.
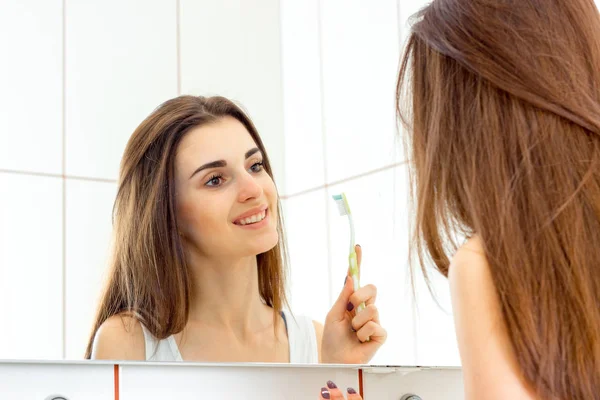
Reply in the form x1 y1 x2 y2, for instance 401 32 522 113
349 251 366 313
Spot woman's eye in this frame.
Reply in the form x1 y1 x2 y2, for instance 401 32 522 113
205 174 224 187
250 162 264 173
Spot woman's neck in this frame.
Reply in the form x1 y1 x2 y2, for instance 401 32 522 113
184 250 275 339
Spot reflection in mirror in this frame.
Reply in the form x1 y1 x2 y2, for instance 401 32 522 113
87 95 386 363
0 0 458 366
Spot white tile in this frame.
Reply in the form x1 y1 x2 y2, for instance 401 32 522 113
0 1 62 174
320 0 401 183
0 174 62 359
281 190 330 324
413 266 461 366
180 0 285 187
386 163 418 366
65 0 178 180
280 0 326 196
65 179 117 359
396 164 461 366
326 166 414 365
0 362 114 400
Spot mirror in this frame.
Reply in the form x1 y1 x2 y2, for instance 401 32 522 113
0 0 458 366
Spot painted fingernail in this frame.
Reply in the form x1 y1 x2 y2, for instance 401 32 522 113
321 387 330 399
348 387 357 394
346 302 354 312
327 380 337 389
357 244 361 249
344 276 348 285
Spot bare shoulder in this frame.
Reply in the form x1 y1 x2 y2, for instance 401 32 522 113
451 235 487 269
91 313 146 360
448 235 493 312
448 235 535 399
312 320 324 363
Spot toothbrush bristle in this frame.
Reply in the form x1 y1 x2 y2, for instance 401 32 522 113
336 200 348 216
332 193 350 216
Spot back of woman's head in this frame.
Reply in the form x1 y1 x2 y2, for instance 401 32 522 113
397 0 600 397
84 95 288 358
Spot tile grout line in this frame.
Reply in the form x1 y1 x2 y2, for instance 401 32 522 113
280 161 407 200
0 169 118 183
396 0 420 364
61 0 67 360
315 0 334 306
1 161 407 197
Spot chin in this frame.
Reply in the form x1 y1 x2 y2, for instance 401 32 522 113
254 231 279 255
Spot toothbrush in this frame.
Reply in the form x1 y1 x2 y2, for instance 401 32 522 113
332 193 365 313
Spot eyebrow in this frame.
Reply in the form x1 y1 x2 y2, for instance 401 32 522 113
189 147 262 179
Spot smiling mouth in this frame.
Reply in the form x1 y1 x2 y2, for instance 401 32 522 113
234 209 268 226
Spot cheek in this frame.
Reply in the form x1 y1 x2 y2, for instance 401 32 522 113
263 177 279 216
177 197 223 238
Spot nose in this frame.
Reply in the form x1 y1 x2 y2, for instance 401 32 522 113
236 170 263 202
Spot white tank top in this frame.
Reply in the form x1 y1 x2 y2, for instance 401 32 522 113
139 310 319 363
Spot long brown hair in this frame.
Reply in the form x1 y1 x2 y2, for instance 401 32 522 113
84 95 288 358
397 0 600 398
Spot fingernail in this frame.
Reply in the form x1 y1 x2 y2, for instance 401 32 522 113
348 387 357 394
344 276 348 285
327 380 337 389
357 244 361 249
321 387 330 399
346 302 354 312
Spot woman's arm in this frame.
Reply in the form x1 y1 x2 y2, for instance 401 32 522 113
449 237 536 399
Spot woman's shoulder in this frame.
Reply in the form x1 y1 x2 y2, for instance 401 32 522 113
449 235 535 397
91 313 146 360
451 235 487 268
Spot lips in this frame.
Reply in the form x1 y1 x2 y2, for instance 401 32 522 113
233 205 269 225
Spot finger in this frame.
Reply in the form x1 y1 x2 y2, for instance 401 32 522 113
348 284 377 310
319 386 332 399
326 275 354 323
356 321 387 344
324 381 346 400
346 387 363 400
351 304 379 331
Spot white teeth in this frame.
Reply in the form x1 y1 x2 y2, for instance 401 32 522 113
238 210 266 225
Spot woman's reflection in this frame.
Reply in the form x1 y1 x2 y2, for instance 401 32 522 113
85 95 386 363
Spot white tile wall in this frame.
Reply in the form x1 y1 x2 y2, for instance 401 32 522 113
319 0 401 183
179 0 285 188
280 0 326 196
0 0 62 174
65 180 117 359
281 191 330 323
0 174 63 359
414 266 460 366
65 0 178 180
324 167 418 365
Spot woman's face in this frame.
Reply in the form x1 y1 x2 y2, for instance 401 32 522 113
174 116 279 259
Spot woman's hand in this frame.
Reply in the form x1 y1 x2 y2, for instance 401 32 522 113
319 380 362 399
321 245 387 364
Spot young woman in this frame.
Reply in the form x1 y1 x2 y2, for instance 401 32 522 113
86 95 386 364
320 0 600 398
